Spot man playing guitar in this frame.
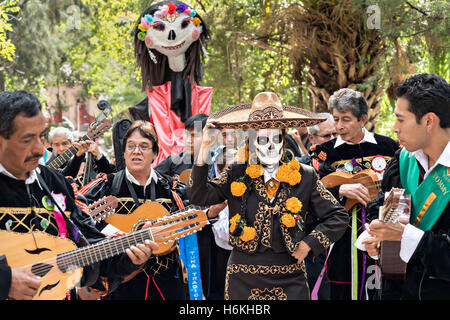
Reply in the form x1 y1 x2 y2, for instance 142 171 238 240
311 88 399 300
0 91 157 300
362 73 450 300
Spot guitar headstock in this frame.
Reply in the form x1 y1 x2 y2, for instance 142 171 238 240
380 188 411 223
88 195 119 223
149 206 207 245
86 118 112 141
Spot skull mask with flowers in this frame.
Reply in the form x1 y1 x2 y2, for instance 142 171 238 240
252 128 284 174
138 2 203 72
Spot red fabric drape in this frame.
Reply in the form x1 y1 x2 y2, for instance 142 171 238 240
146 82 213 166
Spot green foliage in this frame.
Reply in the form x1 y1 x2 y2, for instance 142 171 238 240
1 0 448 135
375 94 397 140
0 0 20 61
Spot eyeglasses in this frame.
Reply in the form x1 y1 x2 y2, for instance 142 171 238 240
314 132 337 139
126 143 151 153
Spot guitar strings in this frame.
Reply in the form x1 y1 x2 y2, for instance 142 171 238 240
20 220 202 275
23 209 205 273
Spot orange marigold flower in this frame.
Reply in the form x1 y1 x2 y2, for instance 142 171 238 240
245 164 263 179
229 222 236 233
230 214 241 225
240 226 257 242
281 214 296 228
276 164 291 183
288 170 302 186
231 181 246 197
192 17 202 26
286 197 303 213
288 159 300 172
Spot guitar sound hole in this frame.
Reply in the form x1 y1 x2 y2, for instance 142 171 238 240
31 263 53 277
132 219 152 232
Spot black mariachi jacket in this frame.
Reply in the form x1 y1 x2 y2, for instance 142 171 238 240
82 169 188 300
188 163 349 257
0 165 141 300
366 148 450 300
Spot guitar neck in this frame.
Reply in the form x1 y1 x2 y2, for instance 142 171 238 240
57 228 152 272
47 135 90 170
57 205 207 272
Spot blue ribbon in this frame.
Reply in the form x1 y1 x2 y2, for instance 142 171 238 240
178 233 203 300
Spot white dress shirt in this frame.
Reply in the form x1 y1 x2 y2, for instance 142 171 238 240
101 167 159 236
334 128 377 148
0 163 42 189
356 141 450 263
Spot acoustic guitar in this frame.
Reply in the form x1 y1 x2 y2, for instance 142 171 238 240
105 202 201 256
320 169 381 210
378 188 411 280
87 195 118 223
47 100 112 171
0 208 207 300
178 169 192 185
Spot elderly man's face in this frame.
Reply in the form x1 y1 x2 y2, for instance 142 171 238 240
308 120 337 145
333 109 367 144
51 134 72 155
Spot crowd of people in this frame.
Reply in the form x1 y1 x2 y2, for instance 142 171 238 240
0 72 448 301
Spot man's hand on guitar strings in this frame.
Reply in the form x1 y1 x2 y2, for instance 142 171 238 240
366 219 406 242
8 268 42 300
338 183 371 206
125 222 159 265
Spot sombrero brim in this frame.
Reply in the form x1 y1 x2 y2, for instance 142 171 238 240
209 104 327 130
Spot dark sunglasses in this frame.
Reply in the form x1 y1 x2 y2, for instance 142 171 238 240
314 132 337 139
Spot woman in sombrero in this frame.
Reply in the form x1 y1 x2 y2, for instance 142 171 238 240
188 92 349 300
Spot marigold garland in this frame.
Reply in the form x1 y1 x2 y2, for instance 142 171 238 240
286 197 303 213
288 159 300 172
229 214 256 242
230 181 247 197
281 214 296 228
229 222 236 233
229 152 303 244
230 214 241 225
240 226 257 242
276 162 302 186
245 164 263 179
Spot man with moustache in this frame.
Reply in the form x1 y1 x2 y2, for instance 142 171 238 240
312 88 399 300
0 91 157 300
361 73 450 300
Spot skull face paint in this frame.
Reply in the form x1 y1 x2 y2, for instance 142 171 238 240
253 129 284 168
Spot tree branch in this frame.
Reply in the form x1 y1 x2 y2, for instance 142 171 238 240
405 1 428 16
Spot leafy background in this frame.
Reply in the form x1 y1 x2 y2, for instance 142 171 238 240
1 0 449 141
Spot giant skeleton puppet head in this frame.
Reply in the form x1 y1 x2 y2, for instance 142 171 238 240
134 1 211 91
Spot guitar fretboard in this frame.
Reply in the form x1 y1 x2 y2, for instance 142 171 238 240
47 135 89 170
56 228 152 272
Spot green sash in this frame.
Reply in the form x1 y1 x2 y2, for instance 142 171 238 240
399 148 450 231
